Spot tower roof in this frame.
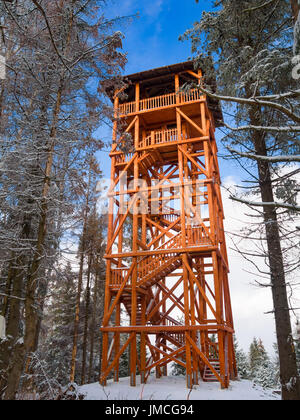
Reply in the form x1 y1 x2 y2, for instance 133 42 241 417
123 61 197 84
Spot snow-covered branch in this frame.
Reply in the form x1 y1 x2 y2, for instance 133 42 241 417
199 86 300 124
228 147 300 163
230 196 300 212
223 122 300 136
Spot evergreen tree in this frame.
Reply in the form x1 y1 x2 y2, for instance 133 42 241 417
253 361 278 390
249 337 277 389
171 363 185 377
234 337 250 380
118 335 130 379
249 338 269 377
42 263 77 387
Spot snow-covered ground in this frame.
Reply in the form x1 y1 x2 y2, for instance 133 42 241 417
80 376 280 401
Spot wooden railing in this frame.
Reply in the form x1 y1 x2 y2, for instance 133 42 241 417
118 88 202 116
110 268 130 287
166 318 185 346
138 252 179 281
110 228 211 288
156 231 182 251
186 226 211 247
115 153 134 165
140 128 179 148
161 213 180 224
153 226 211 251
118 101 136 115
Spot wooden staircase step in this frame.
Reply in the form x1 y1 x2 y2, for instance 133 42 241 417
203 361 221 382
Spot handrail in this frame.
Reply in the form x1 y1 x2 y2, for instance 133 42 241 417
115 153 134 164
110 227 212 287
118 88 202 116
110 267 130 287
140 128 180 148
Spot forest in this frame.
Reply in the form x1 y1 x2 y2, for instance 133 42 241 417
0 0 299 401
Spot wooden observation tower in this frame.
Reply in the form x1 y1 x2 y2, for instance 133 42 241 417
101 61 237 389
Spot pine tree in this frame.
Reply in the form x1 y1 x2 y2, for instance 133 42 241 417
249 338 269 377
118 333 130 379
234 337 250 380
248 337 277 389
253 362 278 390
42 263 77 388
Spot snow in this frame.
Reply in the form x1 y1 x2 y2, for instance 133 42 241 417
80 376 280 401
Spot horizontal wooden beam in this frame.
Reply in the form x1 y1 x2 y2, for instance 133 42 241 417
104 245 218 259
101 325 234 333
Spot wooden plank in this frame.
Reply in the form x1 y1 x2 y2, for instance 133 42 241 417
101 325 234 333
146 344 186 370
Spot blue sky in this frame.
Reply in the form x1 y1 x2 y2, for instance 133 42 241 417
98 0 244 180
107 0 211 74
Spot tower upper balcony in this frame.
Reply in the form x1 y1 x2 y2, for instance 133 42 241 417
110 61 223 126
118 87 203 116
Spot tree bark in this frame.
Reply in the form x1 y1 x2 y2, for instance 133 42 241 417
291 0 300 22
81 253 92 385
3 81 63 399
88 268 98 383
248 100 300 400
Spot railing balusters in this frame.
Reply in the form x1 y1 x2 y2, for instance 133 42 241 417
119 88 201 115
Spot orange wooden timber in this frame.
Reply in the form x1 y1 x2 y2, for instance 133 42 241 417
100 61 237 389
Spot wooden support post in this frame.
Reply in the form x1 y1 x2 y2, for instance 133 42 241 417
130 122 139 387
135 82 140 114
140 297 147 384
175 74 180 104
114 303 121 382
183 254 192 389
162 280 168 377
189 262 199 385
213 251 227 388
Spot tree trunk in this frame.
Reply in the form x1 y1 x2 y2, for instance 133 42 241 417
291 0 299 22
3 83 63 399
81 253 92 385
70 167 93 384
2 343 26 400
1 258 14 317
0 260 23 396
70 231 86 383
249 102 300 400
88 269 98 383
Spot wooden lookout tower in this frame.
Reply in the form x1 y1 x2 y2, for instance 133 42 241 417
101 61 237 389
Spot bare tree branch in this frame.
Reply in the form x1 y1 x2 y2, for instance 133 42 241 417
198 86 300 124
30 0 71 72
